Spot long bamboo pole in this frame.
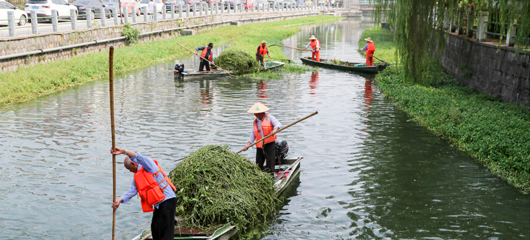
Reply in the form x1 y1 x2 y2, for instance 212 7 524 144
109 46 117 240
237 111 318 154
266 57 293 63
270 43 311 51
175 42 235 77
373 55 389 65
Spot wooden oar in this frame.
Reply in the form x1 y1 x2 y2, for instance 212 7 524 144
140 233 152 240
373 55 390 65
176 42 235 77
109 46 117 240
266 57 293 63
237 111 319 154
270 43 311 52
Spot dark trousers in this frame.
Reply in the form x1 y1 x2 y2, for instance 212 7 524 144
256 54 265 67
151 198 177 240
256 142 276 176
199 59 210 71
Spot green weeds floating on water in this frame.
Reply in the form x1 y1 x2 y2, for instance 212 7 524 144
360 27 530 193
244 71 284 80
170 145 279 238
239 63 312 80
282 64 311 74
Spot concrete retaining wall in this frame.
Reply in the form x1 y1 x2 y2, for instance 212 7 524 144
0 10 323 72
440 34 530 107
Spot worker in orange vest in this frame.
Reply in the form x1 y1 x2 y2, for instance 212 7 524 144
256 41 271 69
111 147 177 240
195 43 214 71
303 35 321 62
242 101 282 176
361 37 376 66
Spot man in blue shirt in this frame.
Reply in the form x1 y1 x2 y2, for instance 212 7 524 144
195 43 214 71
111 147 177 240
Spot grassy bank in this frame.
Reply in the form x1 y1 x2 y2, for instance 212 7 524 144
0 15 340 109
360 27 530 193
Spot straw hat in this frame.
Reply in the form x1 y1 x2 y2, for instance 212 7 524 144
364 38 373 42
247 101 270 114
309 35 317 40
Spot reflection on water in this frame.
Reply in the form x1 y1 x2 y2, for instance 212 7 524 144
309 72 319 95
258 80 268 99
0 19 528 240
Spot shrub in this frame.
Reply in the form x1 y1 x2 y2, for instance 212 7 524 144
122 23 140 45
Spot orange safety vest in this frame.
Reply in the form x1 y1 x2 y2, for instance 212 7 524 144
200 48 213 61
365 42 375 54
309 39 320 51
134 160 177 213
256 45 268 56
253 114 277 148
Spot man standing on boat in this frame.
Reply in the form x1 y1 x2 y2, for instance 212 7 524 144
195 43 214 71
361 37 376 66
303 35 320 62
111 148 177 240
242 101 282 176
256 41 271 69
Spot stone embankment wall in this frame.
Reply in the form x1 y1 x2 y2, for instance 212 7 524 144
0 10 324 71
440 34 530 107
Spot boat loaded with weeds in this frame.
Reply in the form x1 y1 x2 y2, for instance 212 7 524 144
360 26 530 193
169 145 280 239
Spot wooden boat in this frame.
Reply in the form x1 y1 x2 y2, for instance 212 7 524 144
132 157 303 240
300 57 389 74
175 61 285 79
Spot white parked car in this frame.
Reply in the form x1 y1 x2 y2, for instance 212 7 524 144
0 1 28 26
139 0 164 14
25 0 78 22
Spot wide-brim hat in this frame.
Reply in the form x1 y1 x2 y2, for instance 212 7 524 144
247 101 270 114
309 35 317 40
364 38 373 42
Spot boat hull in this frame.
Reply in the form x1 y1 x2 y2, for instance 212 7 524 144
175 61 285 79
300 57 388 74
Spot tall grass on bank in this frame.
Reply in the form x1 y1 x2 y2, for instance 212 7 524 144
0 15 340 109
360 27 530 193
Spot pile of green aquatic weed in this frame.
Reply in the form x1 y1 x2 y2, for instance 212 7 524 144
170 145 279 237
216 50 261 74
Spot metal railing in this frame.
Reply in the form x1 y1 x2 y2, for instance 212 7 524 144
448 10 525 47
0 3 342 38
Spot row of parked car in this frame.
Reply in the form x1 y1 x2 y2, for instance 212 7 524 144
0 0 320 26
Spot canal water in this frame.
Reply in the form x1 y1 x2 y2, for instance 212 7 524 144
0 19 528 240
